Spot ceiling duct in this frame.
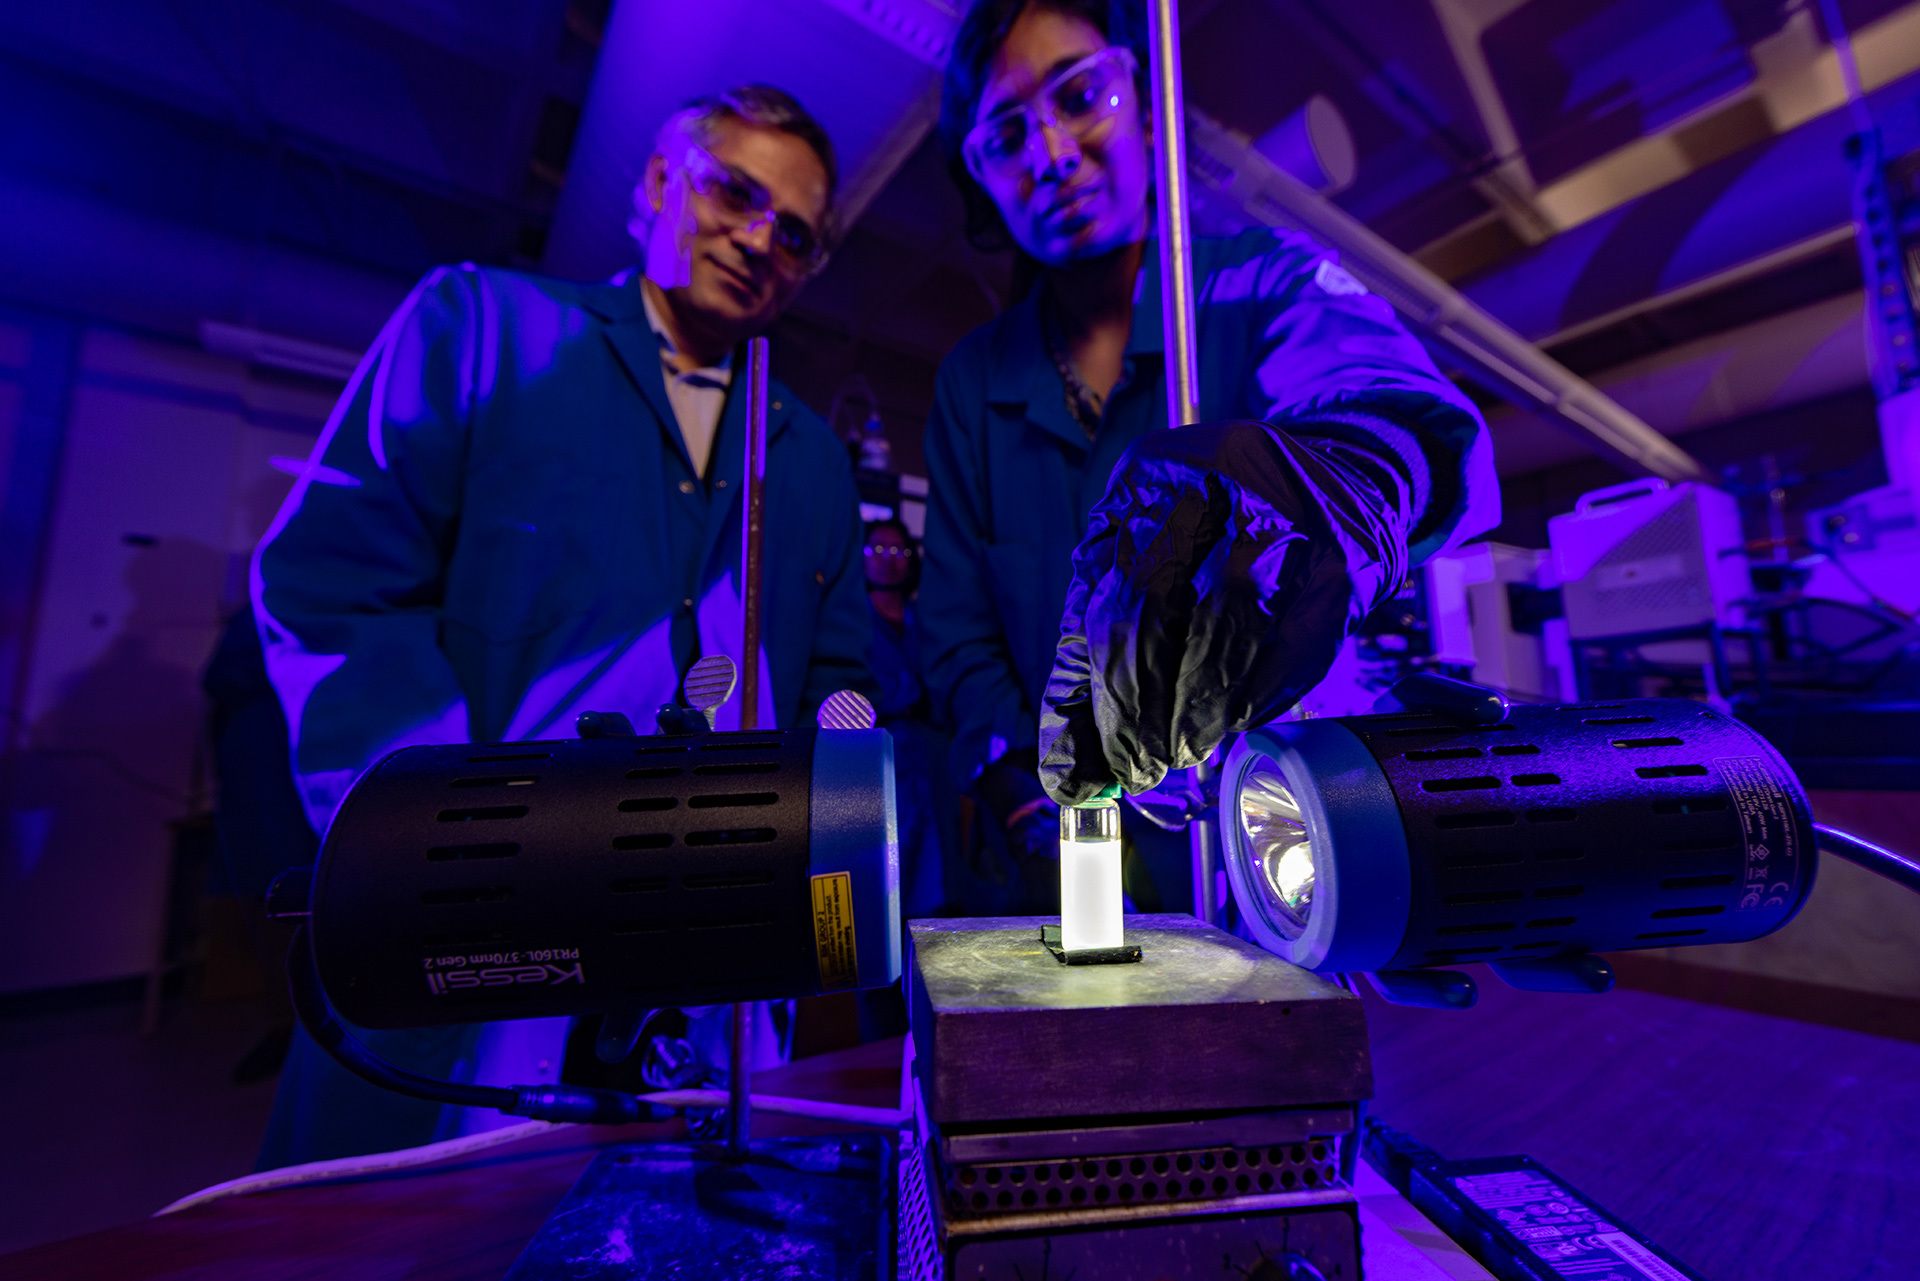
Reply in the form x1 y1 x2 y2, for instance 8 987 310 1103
1254 95 1356 196
1186 110 1709 483
541 0 959 283
1487 292 1872 476
1460 64 1920 347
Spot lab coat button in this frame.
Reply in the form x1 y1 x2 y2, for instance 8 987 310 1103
678 480 695 495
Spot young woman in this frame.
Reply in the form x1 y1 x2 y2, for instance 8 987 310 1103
918 0 1497 909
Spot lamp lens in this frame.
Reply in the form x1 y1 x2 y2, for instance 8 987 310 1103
1241 759 1314 933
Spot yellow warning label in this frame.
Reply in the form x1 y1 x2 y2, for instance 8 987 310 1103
810 871 859 990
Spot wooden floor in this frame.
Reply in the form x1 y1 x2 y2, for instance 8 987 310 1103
1360 974 1920 1280
0 992 281 1256
3 973 1916 1278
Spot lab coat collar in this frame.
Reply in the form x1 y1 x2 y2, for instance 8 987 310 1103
591 272 792 452
639 278 735 390
984 240 1166 452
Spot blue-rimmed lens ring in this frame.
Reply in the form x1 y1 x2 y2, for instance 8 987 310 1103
1224 720 1413 972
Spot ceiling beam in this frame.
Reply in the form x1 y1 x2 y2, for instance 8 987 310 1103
1426 0 1557 245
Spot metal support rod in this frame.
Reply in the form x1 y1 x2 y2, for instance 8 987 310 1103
1148 0 1201 430
738 335 771 734
1149 0 1214 922
726 1001 753 1159
1190 766 1220 926
728 334 771 1161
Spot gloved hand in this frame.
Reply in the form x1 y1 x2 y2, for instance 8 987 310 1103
976 748 1060 867
1039 420 1410 805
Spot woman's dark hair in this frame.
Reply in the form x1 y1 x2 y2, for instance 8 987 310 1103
938 0 1148 253
864 516 922 594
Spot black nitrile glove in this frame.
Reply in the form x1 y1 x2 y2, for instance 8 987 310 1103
1039 420 1412 805
976 748 1060 866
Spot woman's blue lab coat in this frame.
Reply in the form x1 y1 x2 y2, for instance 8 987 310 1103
919 228 1499 784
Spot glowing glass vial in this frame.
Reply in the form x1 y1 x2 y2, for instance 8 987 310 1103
1059 796 1123 952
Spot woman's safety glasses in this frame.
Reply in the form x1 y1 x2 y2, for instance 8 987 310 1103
962 47 1139 181
683 143 829 279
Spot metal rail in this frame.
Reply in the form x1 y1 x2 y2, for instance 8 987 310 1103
728 333 773 1159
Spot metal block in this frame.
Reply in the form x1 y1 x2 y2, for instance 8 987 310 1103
940 1106 1354 1166
907 915 1371 1126
938 1134 1346 1219
899 1130 1361 1280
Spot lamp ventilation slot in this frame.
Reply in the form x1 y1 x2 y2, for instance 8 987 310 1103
1435 811 1515 829
1660 837 1740 853
685 871 776 890
685 827 778 847
437 805 529 823
626 766 682 780
687 792 778 809
1423 776 1500 792
1439 848 1525 868
610 876 669 894
618 797 677 813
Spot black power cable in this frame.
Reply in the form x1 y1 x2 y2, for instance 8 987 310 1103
1815 824 1920 897
287 926 667 1125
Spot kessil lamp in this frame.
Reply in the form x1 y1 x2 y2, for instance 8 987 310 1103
269 658 901 1131
1220 677 1824 1004
294 673 900 1038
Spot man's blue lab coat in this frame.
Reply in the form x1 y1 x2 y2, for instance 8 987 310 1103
920 228 1499 782
251 264 871 1166
256 264 873 832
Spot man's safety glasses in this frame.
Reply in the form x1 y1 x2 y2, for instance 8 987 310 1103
962 47 1139 181
683 143 829 278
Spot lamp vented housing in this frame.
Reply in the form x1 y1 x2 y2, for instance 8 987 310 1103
308 726 899 1028
1223 699 1815 972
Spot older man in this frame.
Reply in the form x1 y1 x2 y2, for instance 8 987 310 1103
253 85 870 1166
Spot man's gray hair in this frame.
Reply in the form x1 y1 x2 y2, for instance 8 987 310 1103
630 84 839 248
